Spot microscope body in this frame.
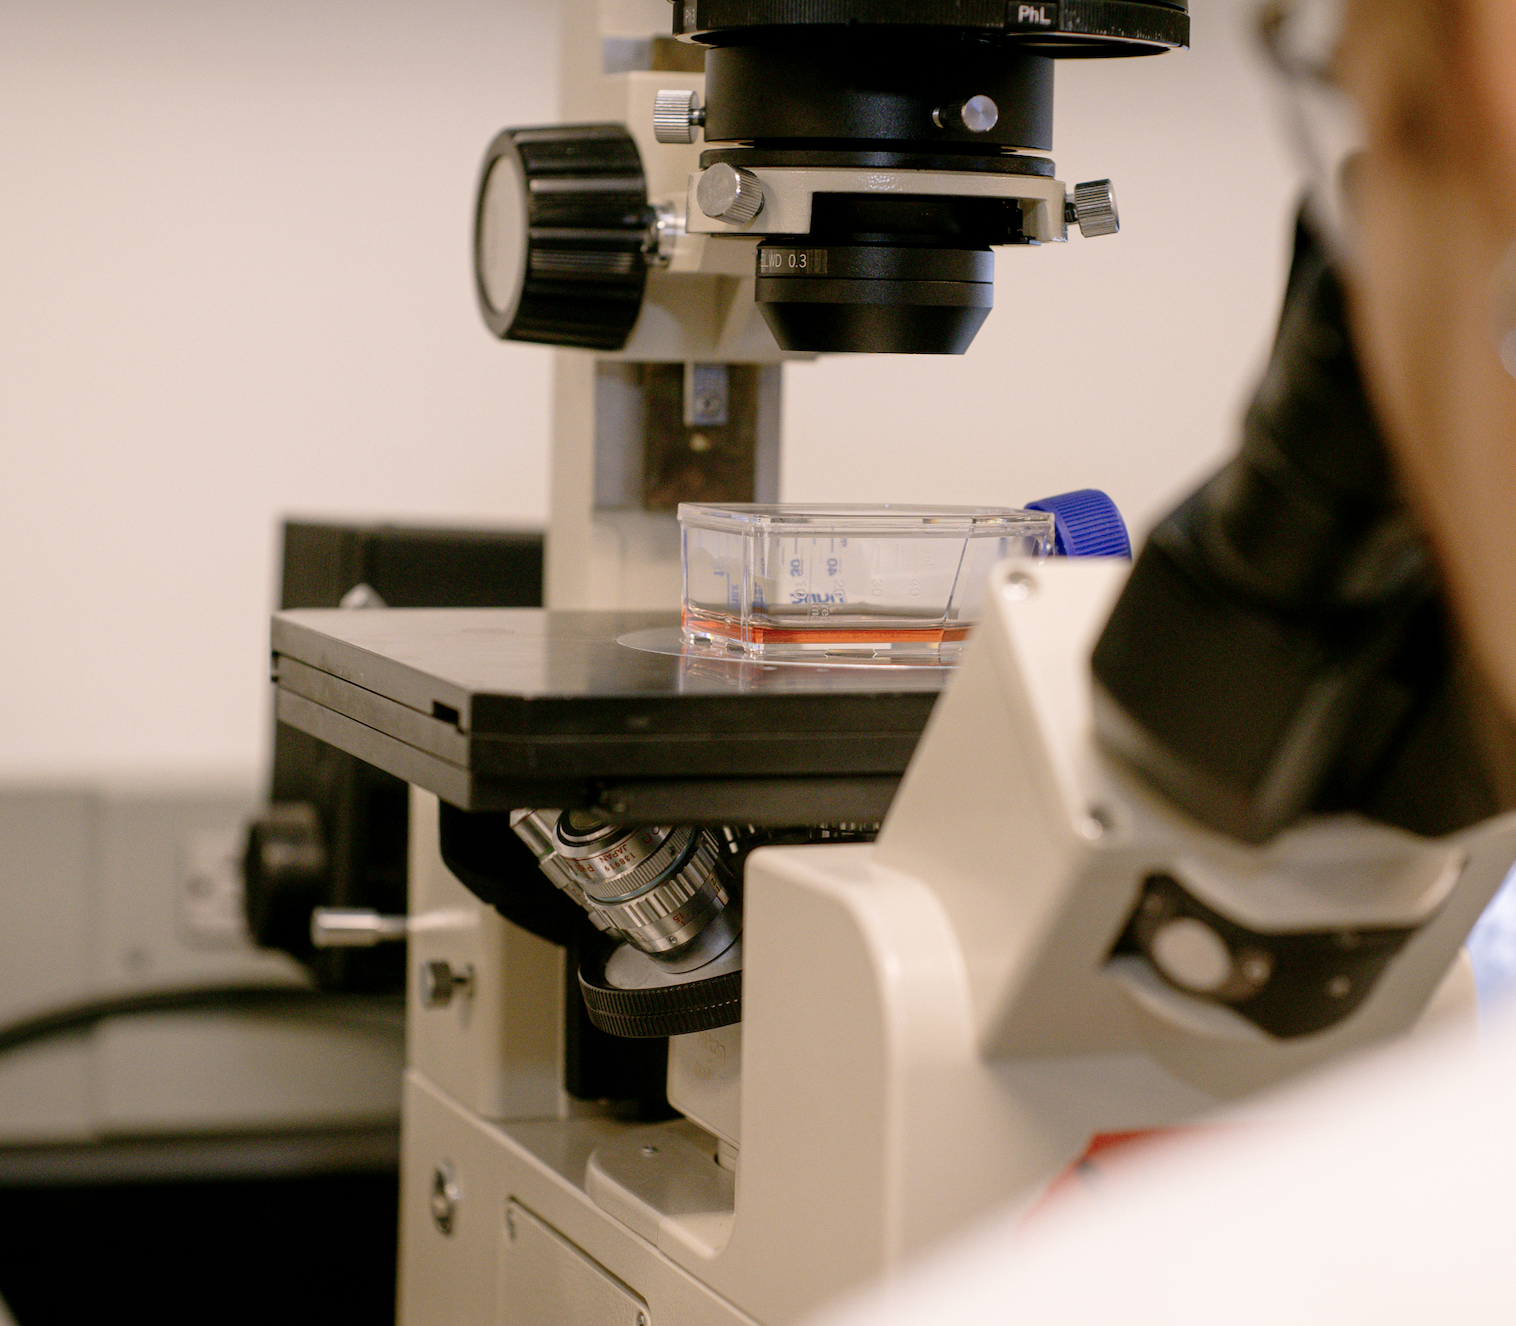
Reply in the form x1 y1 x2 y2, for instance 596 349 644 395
383 3 1516 1323
396 551 1509 1326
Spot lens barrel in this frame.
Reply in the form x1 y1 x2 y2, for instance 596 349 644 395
756 242 995 355
674 4 1186 352
699 32 1050 352
702 37 1054 153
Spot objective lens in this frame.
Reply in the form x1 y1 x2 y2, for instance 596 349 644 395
755 241 995 355
512 810 735 963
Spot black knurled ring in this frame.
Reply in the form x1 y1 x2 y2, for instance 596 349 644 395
579 948 742 1039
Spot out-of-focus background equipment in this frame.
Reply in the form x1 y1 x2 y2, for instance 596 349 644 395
0 521 541 1323
243 521 545 993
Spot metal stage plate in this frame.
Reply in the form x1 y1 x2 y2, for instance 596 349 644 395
272 608 948 823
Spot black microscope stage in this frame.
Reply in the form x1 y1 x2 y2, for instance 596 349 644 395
272 608 948 824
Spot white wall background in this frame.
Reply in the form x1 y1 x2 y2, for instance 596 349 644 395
0 0 560 781
0 0 1299 784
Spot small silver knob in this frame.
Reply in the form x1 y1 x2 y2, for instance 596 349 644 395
643 200 681 269
933 95 999 134
310 907 408 948
1067 179 1120 238
696 164 764 226
431 1163 460 1235
421 959 475 1008
654 88 705 144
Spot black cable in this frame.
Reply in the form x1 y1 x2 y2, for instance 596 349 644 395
0 985 404 1058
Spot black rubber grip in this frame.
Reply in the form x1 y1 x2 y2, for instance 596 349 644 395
578 959 742 1039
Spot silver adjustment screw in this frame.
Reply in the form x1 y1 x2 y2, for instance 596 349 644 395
1066 179 1120 238
696 163 764 226
310 907 408 948
654 88 705 144
933 94 999 133
644 200 681 269
431 1163 461 1236
421 959 475 1008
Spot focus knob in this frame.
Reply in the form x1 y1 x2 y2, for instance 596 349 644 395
474 124 651 351
1067 179 1121 238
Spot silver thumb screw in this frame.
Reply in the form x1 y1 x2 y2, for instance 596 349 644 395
310 907 408 948
933 94 999 133
654 89 705 143
1066 179 1120 238
696 163 764 226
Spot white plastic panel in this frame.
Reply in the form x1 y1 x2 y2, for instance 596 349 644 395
407 789 564 1121
501 1202 649 1326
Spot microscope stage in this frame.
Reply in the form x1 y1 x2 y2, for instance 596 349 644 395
272 608 946 823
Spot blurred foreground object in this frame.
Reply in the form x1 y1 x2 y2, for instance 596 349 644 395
242 520 544 993
805 997 1516 1326
1095 218 1512 846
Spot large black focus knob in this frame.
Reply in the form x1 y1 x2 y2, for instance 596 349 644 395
474 124 651 352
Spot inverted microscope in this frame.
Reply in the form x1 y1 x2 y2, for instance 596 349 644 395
264 2 1516 1323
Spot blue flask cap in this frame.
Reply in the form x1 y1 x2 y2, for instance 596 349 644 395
1025 489 1132 559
